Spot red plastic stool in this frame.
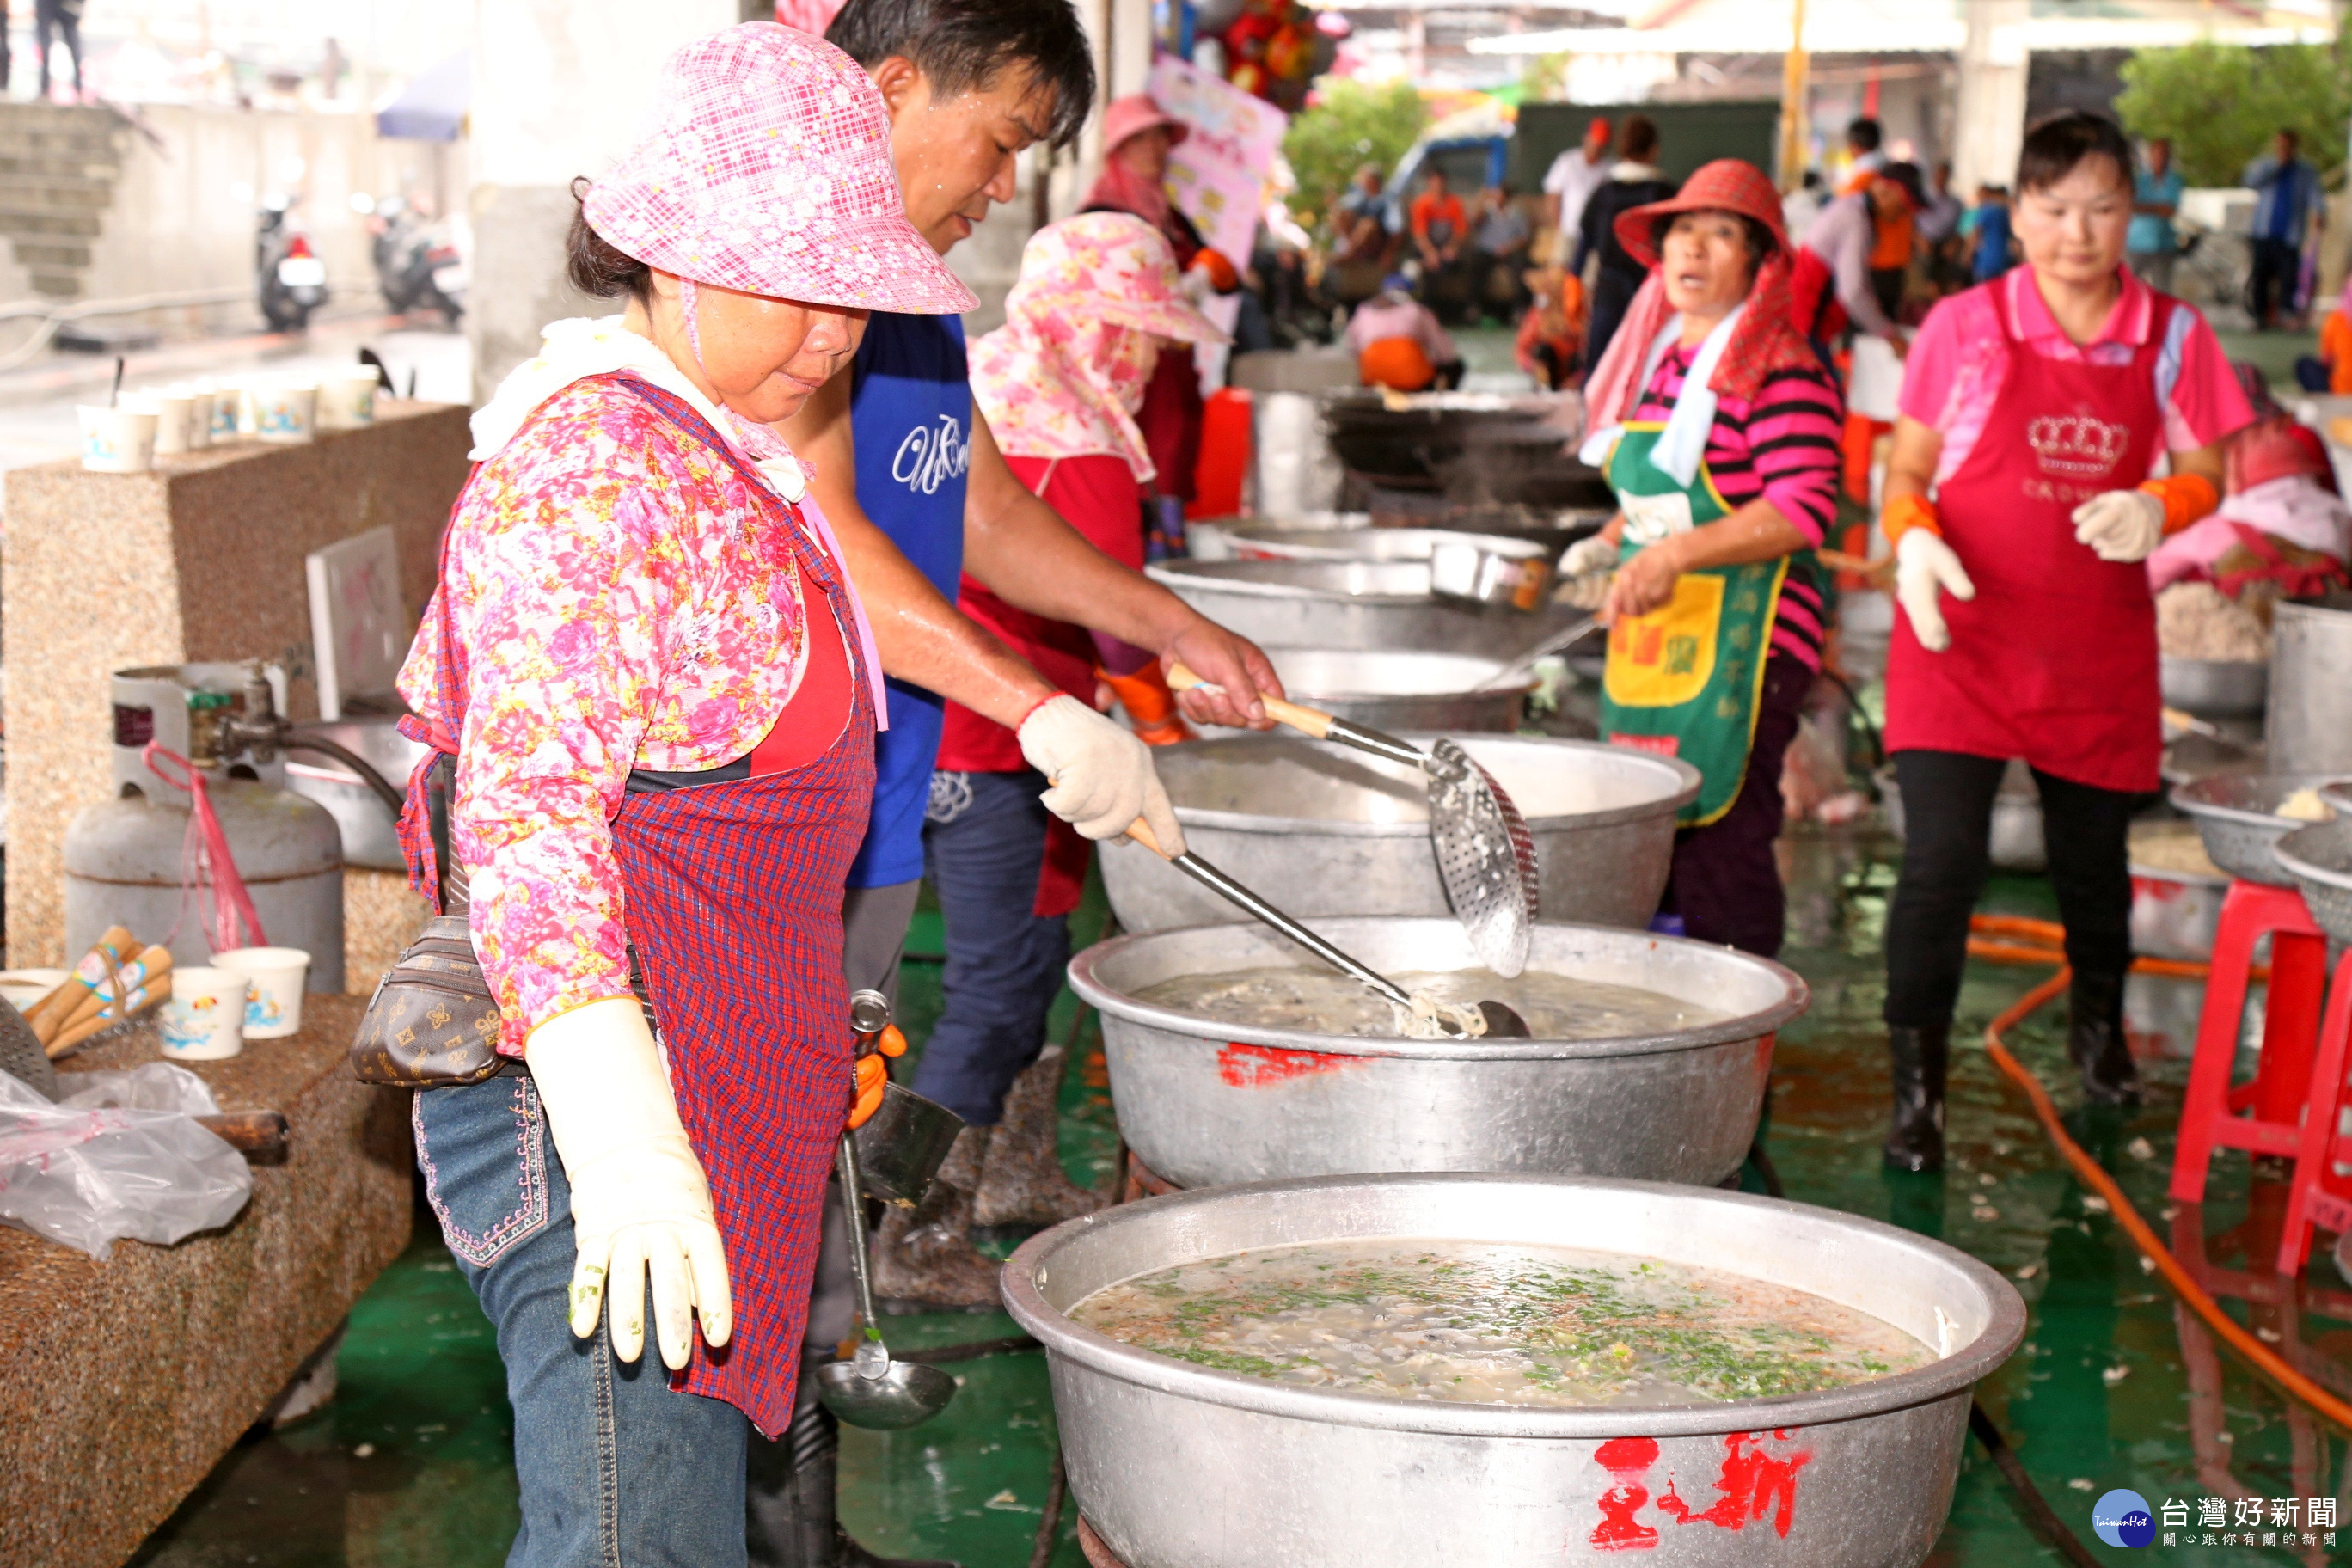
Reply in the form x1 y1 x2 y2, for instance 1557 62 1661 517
2274 946 2352 1272
2167 879 2331 1204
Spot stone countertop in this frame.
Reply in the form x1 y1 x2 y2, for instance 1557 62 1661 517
0 994 413 1568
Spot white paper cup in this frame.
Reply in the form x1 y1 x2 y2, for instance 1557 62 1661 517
252 381 318 444
160 968 250 1061
198 378 240 442
77 404 159 473
211 946 310 1039
172 383 214 450
134 390 197 454
315 373 379 431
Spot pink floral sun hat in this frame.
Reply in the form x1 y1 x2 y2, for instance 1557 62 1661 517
584 22 976 315
1001 211 1228 346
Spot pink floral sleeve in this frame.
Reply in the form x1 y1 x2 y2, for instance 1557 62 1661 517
400 376 809 1050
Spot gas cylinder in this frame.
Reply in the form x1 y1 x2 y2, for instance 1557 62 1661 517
64 662 345 990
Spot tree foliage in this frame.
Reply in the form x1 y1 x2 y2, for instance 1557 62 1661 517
2115 39 2350 187
1283 77 1428 238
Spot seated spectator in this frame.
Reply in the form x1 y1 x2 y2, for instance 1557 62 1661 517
1514 265 1585 390
1345 273 1463 391
1471 182 1533 321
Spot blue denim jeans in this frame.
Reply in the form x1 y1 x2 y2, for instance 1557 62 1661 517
913 767 1069 1125
413 1072 750 1568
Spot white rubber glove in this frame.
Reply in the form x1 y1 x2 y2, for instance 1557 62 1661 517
525 997 731 1370
1018 693 1186 856
1559 533 1620 578
1895 528 1975 653
2070 487 2165 563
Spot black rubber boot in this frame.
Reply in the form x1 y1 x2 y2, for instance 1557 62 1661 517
2067 970 2141 1107
1883 1024 1949 1173
752 1401 962 1568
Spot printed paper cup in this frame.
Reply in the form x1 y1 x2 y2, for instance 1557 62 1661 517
77 405 158 473
160 968 250 1061
172 383 215 449
198 378 241 442
252 381 318 444
211 946 311 1039
316 372 379 431
132 390 197 454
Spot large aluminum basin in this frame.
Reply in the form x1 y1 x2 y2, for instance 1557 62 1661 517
1005 1173 2026 1568
1068 917 1804 1188
1147 557 1589 657
1097 734 1699 934
1262 648 1531 732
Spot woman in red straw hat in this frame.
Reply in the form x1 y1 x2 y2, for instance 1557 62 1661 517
1563 156 1845 959
389 23 1156 1565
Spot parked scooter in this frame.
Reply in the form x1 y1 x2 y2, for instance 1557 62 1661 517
257 194 328 333
366 195 465 325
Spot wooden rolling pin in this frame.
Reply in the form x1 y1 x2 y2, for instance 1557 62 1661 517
195 1111 290 1159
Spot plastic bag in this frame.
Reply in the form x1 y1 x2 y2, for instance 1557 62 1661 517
0 1062 254 1259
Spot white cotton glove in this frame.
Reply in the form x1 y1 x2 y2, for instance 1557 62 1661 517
2070 487 2165 563
525 997 731 1370
1559 533 1620 579
1895 528 1976 653
1018 693 1186 856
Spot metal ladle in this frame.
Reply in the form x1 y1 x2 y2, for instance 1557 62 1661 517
1474 614 1602 692
1168 665 1540 979
814 995 960 1430
1125 818 1529 1038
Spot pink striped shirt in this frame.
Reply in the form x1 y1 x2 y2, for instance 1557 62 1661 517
1629 344 1844 670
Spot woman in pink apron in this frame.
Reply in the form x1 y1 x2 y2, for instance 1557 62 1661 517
395 28 978 1566
1877 112 2251 1173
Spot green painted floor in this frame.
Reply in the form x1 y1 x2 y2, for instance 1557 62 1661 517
129 824 2352 1567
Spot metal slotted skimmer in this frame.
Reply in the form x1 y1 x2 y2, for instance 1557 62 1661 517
1169 666 1539 977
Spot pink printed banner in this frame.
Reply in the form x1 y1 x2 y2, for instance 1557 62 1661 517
1147 55 1288 266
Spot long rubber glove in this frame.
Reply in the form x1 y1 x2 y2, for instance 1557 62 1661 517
1097 665 1195 746
525 997 731 1370
1017 694 1185 855
1895 528 1975 652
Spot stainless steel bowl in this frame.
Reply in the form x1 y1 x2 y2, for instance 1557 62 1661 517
1189 513 1368 562
2171 773 2352 886
1262 649 1531 732
1068 917 1805 1188
1004 1173 2026 1568
2275 819 2352 946
1147 558 1591 658
2160 655 2269 717
1097 735 1700 934
284 716 430 872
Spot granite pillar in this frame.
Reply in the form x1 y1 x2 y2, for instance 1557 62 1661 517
3 401 470 966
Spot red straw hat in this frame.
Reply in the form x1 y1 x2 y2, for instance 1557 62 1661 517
1102 93 1188 156
584 22 976 315
1613 158 1789 271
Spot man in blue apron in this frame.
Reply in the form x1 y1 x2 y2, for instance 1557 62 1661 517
746 2 1280 1563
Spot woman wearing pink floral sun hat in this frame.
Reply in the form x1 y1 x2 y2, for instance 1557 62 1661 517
390 23 1105 1565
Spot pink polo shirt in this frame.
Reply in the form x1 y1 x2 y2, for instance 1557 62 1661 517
1899 267 2253 486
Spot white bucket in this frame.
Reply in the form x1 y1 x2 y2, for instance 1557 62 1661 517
211 946 311 1039
77 404 158 473
161 968 250 1060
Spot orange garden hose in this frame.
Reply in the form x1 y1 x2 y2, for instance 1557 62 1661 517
1963 915 2352 1432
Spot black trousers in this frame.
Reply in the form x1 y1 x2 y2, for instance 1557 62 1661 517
1657 654 1810 959
1883 750 2140 1029
2250 236 2300 324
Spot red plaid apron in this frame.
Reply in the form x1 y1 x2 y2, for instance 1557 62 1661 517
403 374 874 1436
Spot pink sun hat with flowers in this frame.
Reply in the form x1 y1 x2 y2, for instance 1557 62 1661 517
1002 211 1228 346
584 23 977 315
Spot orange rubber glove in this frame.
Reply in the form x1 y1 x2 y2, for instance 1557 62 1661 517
1880 491 1941 545
2136 470 2220 536
1097 665 1195 747
850 1054 888 1130
1191 248 1240 294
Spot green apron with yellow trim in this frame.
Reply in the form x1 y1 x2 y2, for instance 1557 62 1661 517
1598 420 1800 827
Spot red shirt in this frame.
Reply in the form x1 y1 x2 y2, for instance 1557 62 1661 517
936 453 1145 772
1412 192 1467 248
